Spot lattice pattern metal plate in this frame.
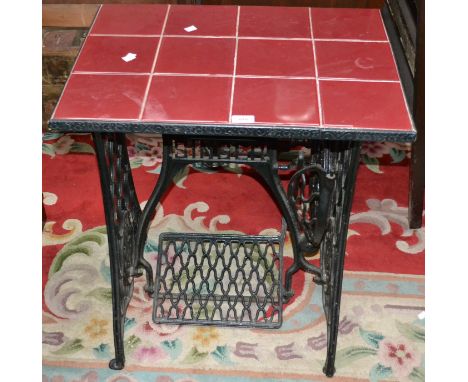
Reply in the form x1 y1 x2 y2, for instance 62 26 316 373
153 228 285 328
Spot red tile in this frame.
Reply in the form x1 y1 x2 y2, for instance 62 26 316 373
232 78 319 125
239 6 310 38
143 76 232 122
236 39 315 77
315 41 398 80
91 4 168 35
155 37 235 75
165 5 238 36
54 74 148 120
73 36 159 73
320 80 412 130
311 8 387 40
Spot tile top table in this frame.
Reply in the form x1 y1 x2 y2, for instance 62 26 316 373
48 4 416 378
49 4 415 142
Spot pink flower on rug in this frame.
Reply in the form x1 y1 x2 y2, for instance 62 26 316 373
134 319 182 342
360 142 392 158
53 135 75 155
133 345 168 364
377 338 421 378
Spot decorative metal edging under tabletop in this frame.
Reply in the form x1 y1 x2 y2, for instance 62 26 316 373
48 120 416 143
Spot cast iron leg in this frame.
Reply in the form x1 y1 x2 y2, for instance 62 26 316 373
135 135 185 296
250 154 307 303
93 133 142 370
320 143 361 377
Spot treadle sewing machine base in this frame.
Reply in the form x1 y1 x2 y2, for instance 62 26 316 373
48 4 416 377
91 133 361 377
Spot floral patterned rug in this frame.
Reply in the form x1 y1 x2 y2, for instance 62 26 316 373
42 134 424 382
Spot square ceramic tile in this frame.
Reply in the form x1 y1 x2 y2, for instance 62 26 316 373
236 39 315 77
238 6 310 38
53 74 149 120
311 8 387 40
315 41 399 80
73 36 159 73
232 78 319 125
165 5 238 36
155 37 236 75
91 4 168 35
320 80 412 130
142 76 232 122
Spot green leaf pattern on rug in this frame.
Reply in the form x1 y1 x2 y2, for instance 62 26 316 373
334 346 377 368
182 347 209 364
124 335 141 354
86 287 112 303
147 165 161 174
43 143 56 157
211 345 234 365
390 148 406 163
51 339 84 355
48 231 107 277
70 142 95 154
161 339 182 360
409 366 425 381
396 320 425 342
93 343 111 359
362 155 383 174
359 327 385 349
369 363 393 382
43 132 63 141
130 157 143 169
173 166 190 189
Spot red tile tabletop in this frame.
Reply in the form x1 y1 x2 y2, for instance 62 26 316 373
51 4 414 137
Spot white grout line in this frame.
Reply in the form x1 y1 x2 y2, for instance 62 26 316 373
138 4 171 120
315 38 389 43
51 5 103 120
319 77 400 83
89 34 161 38
69 71 401 82
165 34 235 39
153 72 232 77
87 33 390 43
237 75 315 80
379 11 416 132
89 33 389 44
308 8 323 126
239 36 311 41
73 71 151 76
228 6 240 122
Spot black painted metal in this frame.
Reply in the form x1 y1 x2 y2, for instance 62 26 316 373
48 119 416 143
153 227 285 328
93 132 146 370
319 142 361 377
90 131 365 377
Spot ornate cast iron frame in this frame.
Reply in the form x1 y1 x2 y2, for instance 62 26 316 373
89 131 362 377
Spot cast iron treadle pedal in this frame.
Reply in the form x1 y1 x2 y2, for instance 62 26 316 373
153 223 286 329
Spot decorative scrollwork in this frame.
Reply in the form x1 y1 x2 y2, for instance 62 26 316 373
287 165 335 251
103 134 142 315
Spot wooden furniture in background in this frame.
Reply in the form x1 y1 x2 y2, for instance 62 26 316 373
382 0 424 229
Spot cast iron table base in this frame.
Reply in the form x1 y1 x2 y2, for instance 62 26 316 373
93 132 361 377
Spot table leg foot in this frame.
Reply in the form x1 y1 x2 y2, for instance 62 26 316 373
323 365 336 378
109 358 125 370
